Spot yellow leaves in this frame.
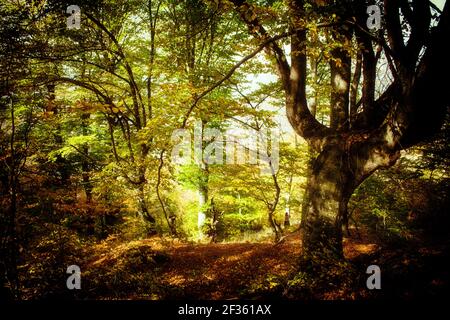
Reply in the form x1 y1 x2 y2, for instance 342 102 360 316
111 105 121 114
43 110 55 119
72 99 127 115
74 100 103 112
268 281 279 289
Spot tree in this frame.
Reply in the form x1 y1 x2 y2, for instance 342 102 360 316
0 1 44 298
228 0 450 265
227 80 306 242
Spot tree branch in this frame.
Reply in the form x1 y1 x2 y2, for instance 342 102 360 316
230 0 291 90
181 31 293 128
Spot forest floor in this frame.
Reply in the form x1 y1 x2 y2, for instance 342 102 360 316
81 229 401 300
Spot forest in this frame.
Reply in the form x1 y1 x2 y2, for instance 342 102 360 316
0 0 449 300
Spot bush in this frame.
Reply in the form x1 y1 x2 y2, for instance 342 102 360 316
213 213 263 241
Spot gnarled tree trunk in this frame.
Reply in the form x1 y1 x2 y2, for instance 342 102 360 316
301 137 399 260
301 143 349 260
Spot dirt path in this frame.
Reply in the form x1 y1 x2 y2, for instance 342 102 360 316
84 230 381 299
159 234 302 299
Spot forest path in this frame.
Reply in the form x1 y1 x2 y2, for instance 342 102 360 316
85 230 378 299
157 233 302 299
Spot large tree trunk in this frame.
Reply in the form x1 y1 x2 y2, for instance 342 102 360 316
301 142 350 261
300 137 400 263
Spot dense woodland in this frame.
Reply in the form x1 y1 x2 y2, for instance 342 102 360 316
1 0 449 300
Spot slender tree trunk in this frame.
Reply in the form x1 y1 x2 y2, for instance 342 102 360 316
4 96 20 298
208 198 221 243
81 113 92 203
156 150 177 236
137 178 155 226
284 171 293 227
268 160 282 242
197 165 208 239
268 206 282 242
197 120 209 240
